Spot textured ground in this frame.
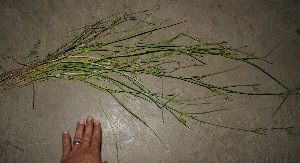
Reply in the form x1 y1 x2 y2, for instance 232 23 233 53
0 0 299 162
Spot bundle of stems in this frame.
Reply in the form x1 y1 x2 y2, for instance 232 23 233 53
0 9 298 143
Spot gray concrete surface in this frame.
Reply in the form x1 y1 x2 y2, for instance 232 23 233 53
0 0 300 162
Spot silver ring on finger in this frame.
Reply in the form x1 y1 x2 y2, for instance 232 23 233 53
73 140 82 145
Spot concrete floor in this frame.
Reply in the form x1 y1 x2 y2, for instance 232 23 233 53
0 0 300 162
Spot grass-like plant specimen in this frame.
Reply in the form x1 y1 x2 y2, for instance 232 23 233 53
0 7 298 157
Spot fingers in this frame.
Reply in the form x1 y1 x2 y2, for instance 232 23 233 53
61 130 71 161
82 116 94 146
73 119 85 148
91 120 102 150
61 117 104 162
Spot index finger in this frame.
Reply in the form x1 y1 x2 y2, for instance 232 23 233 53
91 120 102 150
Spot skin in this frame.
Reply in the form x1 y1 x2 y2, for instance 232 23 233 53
61 116 107 163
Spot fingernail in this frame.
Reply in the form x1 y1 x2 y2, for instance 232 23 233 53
79 119 85 124
63 130 69 134
87 116 93 121
95 120 100 125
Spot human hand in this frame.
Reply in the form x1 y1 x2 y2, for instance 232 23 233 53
61 116 107 163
